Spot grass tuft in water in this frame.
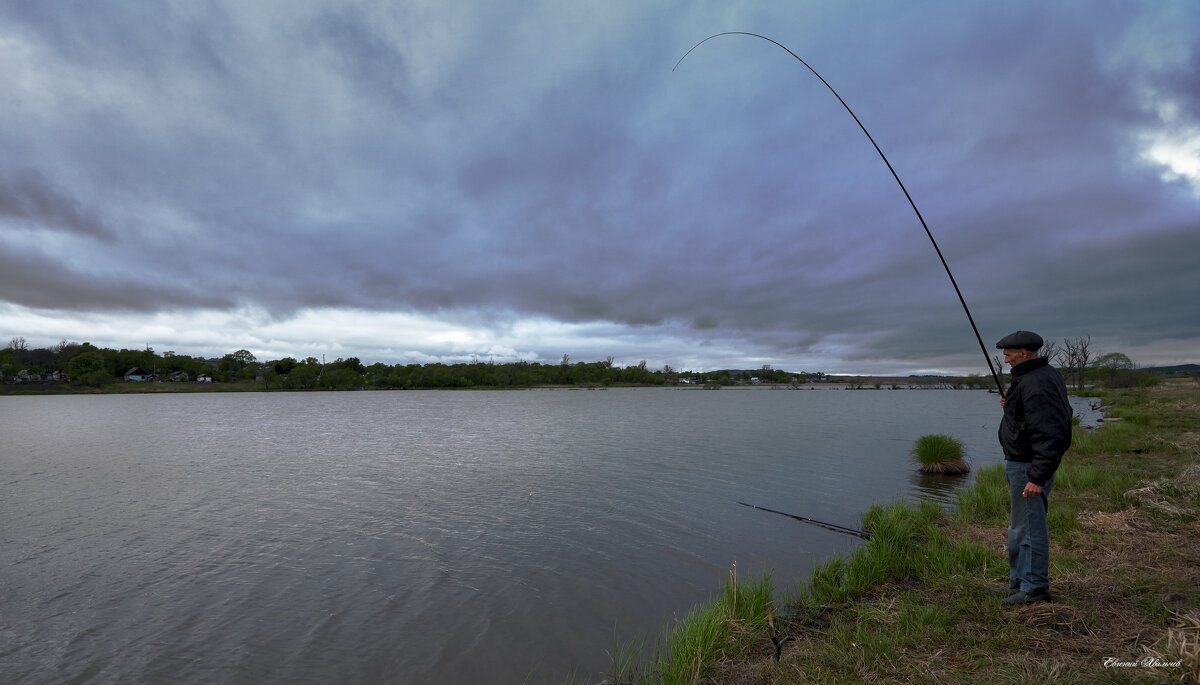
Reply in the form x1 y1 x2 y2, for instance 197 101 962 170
910 433 970 474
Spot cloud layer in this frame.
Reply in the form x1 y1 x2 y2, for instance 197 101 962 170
2 1 1197 374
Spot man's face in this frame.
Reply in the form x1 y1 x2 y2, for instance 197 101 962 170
1002 348 1032 368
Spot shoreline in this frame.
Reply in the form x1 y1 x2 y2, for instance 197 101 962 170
591 380 1200 683
0 378 1001 397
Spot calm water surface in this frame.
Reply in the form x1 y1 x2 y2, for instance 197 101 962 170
2 388 1008 683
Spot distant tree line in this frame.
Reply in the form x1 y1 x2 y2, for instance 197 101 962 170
0 337 825 390
1 334 1175 392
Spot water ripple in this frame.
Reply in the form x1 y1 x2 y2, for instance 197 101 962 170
1 389 1004 683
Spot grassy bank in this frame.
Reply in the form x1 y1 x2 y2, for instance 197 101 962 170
597 380 1199 684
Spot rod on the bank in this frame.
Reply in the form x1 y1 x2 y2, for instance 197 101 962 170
738 501 872 540
674 32 1006 398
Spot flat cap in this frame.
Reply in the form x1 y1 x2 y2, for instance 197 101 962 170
995 330 1044 350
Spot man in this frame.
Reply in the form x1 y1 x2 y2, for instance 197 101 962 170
996 330 1072 605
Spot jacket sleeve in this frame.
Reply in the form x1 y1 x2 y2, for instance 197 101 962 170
1024 376 1072 486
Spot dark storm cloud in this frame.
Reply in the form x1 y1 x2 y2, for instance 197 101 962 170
0 245 233 312
0 170 113 239
1 1 1197 371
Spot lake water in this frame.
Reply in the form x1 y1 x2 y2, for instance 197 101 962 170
2 388 1011 683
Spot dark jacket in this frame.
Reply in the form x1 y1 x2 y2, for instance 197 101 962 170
998 356 1072 486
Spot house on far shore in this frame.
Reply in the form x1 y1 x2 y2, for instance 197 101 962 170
125 367 149 382
197 373 212 383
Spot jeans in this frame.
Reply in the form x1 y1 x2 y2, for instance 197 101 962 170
1006 460 1055 593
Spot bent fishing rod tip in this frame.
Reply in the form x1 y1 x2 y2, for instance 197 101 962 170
672 31 1007 396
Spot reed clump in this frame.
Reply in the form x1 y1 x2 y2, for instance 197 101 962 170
910 433 970 475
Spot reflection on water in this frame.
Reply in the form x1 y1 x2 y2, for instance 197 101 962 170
913 470 973 503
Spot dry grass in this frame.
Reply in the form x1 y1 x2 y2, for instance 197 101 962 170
1152 610 1200 683
1076 508 1139 532
1171 431 1200 453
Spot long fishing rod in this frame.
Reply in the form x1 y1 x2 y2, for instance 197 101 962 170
674 32 1005 397
738 501 872 540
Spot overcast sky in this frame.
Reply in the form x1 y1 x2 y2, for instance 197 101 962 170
2 1 1197 375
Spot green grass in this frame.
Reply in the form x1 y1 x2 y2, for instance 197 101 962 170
650 566 775 684
1053 461 1142 507
800 499 993 606
955 422 1155 527
954 464 1008 524
657 602 725 684
910 434 969 474
1069 419 1145 455
1047 501 1080 535
598 628 646 685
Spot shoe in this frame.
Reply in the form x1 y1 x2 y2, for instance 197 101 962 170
1002 588 1052 605
991 582 1021 595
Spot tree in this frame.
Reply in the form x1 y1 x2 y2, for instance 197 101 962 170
1093 352 1137 388
290 361 321 389
1040 339 1062 368
53 339 79 366
991 353 1008 390
1094 352 1133 372
220 349 258 378
1062 335 1093 390
7 337 27 368
68 350 104 377
67 349 109 386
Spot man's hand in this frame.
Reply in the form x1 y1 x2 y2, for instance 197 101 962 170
1022 482 1043 498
